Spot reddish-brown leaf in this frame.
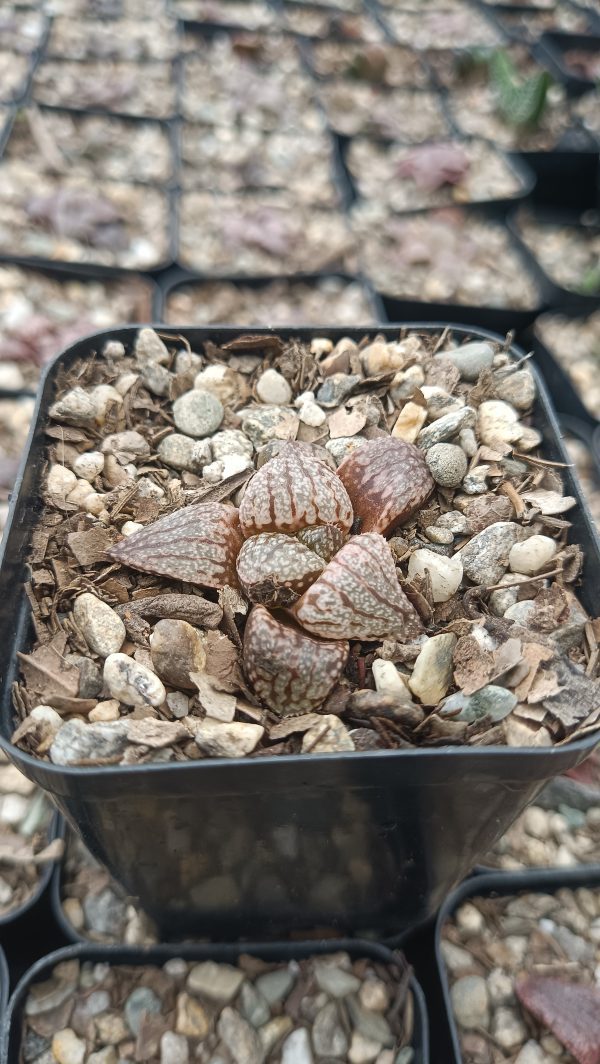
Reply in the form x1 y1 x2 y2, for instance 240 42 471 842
516 976 600 1064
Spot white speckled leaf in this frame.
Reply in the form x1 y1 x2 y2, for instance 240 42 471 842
239 442 353 538
243 605 348 716
109 502 243 589
236 533 324 606
294 532 423 641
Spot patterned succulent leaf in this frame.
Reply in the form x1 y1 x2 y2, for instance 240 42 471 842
109 502 243 589
336 437 434 536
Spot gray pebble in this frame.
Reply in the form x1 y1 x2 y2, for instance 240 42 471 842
211 429 254 461
462 468 489 495
173 389 224 438
140 360 172 397
454 685 517 723
315 373 361 407
325 436 367 466
312 1002 348 1057
160 1031 189 1064
450 975 490 1029
436 511 469 534
50 720 129 766
459 427 478 457
239 982 270 1028
460 522 519 584
124 986 162 1036
504 600 536 625
103 654 166 708
495 368 536 411
346 996 394 1047
439 341 494 381
424 526 455 545
217 1007 263 1064
102 430 150 456
418 407 475 449
314 963 361 998
426 443 468 488
49 387 97 425
280 1028 313 1064
73 594 126 659
255 968 295 1006
83 888 127 936
135 327 169 365
241 406 292 447
67 655 103 698
158 434 211 473
187 961 245 1002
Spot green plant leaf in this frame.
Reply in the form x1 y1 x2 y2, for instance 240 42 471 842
490 49 551 129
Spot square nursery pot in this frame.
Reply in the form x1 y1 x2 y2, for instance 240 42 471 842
538 31 600 95
0 939 429 1062
1 324 600 942
508 206 600 312
435 864 600 1063
158 269 386 326
0 809 62 930
509 144 600 211
525 312 600 483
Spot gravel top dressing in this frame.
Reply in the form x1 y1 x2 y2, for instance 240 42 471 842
32 59 177 119
0 753 58 918
516 213 600 298
10 327 600 768
179 195 356 275
318 84 449 140
350 208 541 308
0 165 170 269
165 279 377 327
5 108 174 186
0 266 153 391
17 950 418 1063
306 40 429 87
179 126 340 207
535 311 600 420
280 4 384 40
346 139 526 212
442 884 600 1062
45 15 180 60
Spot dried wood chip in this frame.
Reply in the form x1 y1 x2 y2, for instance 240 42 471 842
202 630 243 693
17 633 80 705
527 668 563 704
503 717 552 747
327 407 367 438
529 585 570 632
222 334 284 353
116 592 223 629
67 527 116 567
513 642 554 701
542 659 600 736
522 489 577 514
453 635 494 695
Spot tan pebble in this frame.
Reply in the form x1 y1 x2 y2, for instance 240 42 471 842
150 619 206 689
63 897 85 931
391 401 427 442
47 464 77 497
89 700 121 723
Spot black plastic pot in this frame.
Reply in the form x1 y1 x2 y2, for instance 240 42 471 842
0 810 62 930
1 940 429 1062
481 3 596 44
1 324 599 942
509 206 600 311
0 946 8 1019
436 865 600 1063
539 30 600 94
159 268 386 325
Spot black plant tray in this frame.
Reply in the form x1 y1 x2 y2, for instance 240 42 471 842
158 267 386 324
435 865 600 1063
339 132 537 213
1 939 429 1062
481 3 596 44
0 324 599 943
509 206 600 311
539 30 600 94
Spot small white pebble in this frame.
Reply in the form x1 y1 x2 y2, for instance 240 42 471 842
298 402 326 427
67 479 99 509
509 535 557 576
294 390 315 408
83 493 106 517
73 451 104 481
47 464 77 497
256 369 292 405
310 338 333 356
121 521 144 536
